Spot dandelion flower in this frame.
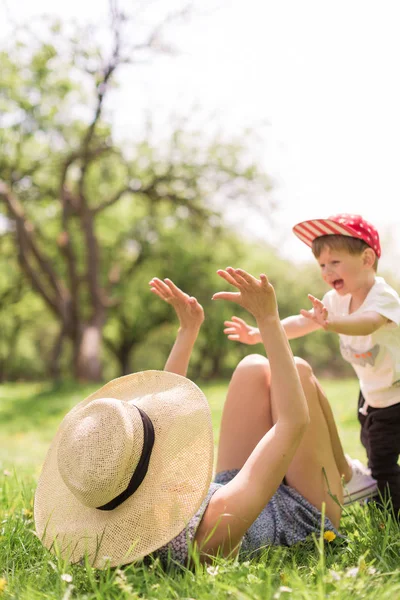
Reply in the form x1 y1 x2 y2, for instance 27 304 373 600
0 578 7 594
323 531 336 542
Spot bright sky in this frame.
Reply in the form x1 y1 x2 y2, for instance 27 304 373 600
1 0 400 275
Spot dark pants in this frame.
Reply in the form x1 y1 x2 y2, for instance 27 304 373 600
358 391 400 516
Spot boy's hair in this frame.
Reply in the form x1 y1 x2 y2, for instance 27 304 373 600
312 235 379 271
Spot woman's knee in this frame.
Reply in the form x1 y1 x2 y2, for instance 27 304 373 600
234 354 270 379
294 356 314 381
238 353 269 368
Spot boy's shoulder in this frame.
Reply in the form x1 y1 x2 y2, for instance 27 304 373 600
364 276 400 324
372 276 400 301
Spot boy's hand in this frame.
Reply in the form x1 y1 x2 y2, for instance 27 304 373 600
223 316 260 345
300 294 329 329
213 267 278 320
149 278 204 330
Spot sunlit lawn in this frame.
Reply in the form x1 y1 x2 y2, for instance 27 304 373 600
1 377 400 599
0 377 367 475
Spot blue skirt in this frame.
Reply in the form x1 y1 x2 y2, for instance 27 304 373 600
214 469 340 557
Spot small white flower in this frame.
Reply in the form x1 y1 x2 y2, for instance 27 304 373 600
329 569 341 581
274 586 292 598
346 567 359 578
61 574 73 583
247 573 262 584
368 566 377 575
206 565 219 577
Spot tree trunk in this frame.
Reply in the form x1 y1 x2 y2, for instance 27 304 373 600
209 354 222 379
48 326 66 381
118 346 132 376
0 319 22 382
74 322 104 381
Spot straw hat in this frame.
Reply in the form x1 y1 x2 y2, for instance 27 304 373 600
34 370 214 568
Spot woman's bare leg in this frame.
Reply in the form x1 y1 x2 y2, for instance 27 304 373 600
274 357 342 528
313 376 352 483
217 354 343 528
216 354 273 473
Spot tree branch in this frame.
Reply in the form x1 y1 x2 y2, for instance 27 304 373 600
0 180 66 307
16 229 60 316
59 147 115 315
71 5 124 316
58 184 80 326
92 185 132 214
80 3 122 168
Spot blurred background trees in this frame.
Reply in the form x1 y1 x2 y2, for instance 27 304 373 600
0 2 395 383
0 5 273 381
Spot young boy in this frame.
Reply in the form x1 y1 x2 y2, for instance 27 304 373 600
223 214 400 514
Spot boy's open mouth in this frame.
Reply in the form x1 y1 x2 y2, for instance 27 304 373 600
333 279 344 290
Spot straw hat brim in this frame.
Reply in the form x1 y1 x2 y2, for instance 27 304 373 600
34 370 214 568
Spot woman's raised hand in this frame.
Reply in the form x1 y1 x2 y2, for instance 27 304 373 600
213 267 278 320
149 277 204 330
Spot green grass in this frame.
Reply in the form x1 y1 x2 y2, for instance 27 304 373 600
1 378 400 599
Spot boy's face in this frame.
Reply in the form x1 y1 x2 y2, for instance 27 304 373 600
316 246 369 295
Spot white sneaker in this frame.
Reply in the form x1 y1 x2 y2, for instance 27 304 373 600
342 455 378 506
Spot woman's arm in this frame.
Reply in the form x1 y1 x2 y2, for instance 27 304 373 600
214 268 309 431
195 268 309 558
149 277 204 377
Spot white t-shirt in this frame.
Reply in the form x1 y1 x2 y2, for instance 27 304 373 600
323 276 400 408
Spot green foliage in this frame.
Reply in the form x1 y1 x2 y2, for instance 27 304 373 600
2 17 399 382
0 235 56 381
0 17 274 381
1 378 400 598
102 222 250 379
